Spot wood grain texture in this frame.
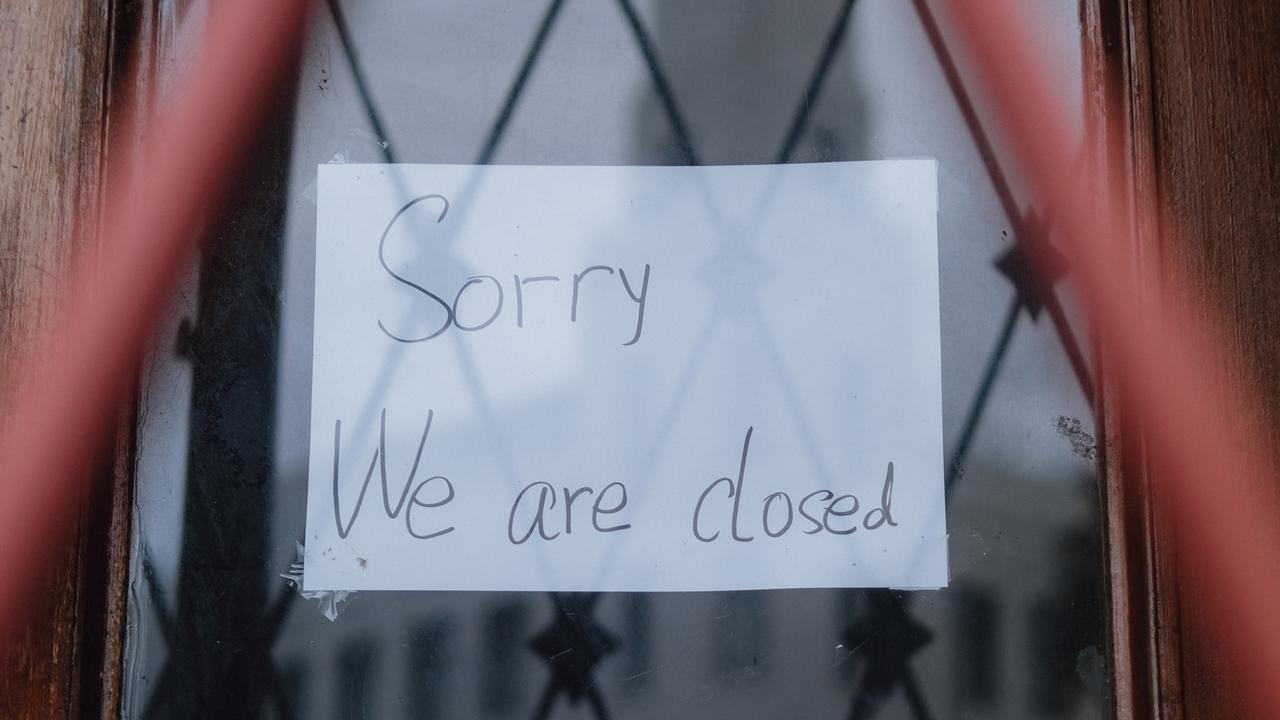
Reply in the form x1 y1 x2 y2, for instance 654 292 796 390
1145 1 1280 718
1087 1 1187 719
1084 5 1156 718
0 0 114 718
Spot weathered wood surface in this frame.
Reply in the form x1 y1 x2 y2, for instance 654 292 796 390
1060 2 1280 718
1146 1 1280 718
0 1 116 718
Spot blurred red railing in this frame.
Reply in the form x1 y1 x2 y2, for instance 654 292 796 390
0 0 310 646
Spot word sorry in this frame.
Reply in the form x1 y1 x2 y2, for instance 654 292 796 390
377 194 651 346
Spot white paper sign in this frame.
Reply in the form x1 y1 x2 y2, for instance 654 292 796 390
305 161 946 592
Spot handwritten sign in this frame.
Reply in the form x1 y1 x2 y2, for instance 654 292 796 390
304 161 947 592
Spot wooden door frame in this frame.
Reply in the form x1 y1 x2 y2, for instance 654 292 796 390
1083 1 1183 718
1092 0 1280 717
1087 0 1280 718
0 1 158 718
92 2 167 717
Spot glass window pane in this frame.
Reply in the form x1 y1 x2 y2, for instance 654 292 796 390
122 2 1108 718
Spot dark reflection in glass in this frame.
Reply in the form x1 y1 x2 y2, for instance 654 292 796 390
713 592 769 679
279 658 310 720
482 600 531 716
529 593 618 718
952 584 999 707
123 1 1110 719
1029 490 1106 718
619 594 651 687
337 639 379 720
136 67 299 720
406 619 454 719
841 590 934 720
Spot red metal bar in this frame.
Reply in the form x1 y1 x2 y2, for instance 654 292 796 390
937 1 1280 716
0 0 311 647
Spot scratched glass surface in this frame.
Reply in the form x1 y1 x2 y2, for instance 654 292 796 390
122 1 1108 719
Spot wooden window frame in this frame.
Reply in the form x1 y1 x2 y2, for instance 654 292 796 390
1084 1 1181 717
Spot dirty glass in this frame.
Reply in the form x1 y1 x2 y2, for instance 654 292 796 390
122 1 1109 718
